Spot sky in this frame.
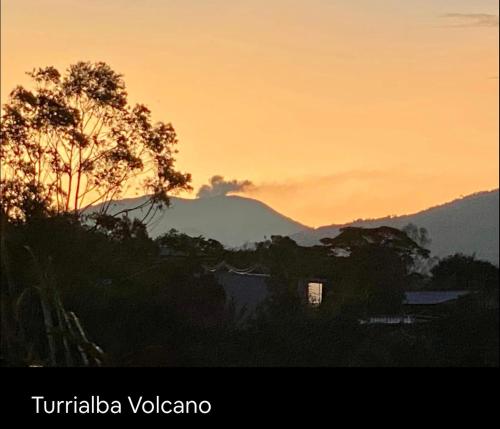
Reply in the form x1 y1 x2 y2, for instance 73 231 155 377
1 0 498 226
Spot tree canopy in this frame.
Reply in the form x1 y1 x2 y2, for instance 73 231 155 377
321 226 430 261
0 62 191 221
431 254 499 291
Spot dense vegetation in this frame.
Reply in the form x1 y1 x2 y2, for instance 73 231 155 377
1 62 498 367
1 213 498 367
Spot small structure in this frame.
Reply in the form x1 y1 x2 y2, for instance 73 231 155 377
203 262 332 320
359 315 416 325
403 290 471 306
403 290 472 318
360 290 473 325
203 262 271 321
202 258 474 325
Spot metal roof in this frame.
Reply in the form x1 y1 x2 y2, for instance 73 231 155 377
404 291 471 305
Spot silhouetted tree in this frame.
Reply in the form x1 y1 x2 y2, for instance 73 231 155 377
156 229 225 259
1 62 191 221
431 253 499 292
403 223 431 249
321 227 429 315
402 223 437 274
321 226 429 263
335 246 407 315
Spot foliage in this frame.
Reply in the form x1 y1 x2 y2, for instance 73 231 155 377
403 223 431 249
316 226 430 315
1 63 497 366
1 62 191 221
321 226 430 261
332 246 407 316
1 214 497 367
431 253 499 291
156 229 225 259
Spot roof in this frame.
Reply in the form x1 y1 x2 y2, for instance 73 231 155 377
204 261 270 276
215 271 270 319
404 291 471 305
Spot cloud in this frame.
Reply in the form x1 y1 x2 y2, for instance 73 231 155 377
196 175 254 198
440 13 499 28
245 170 403 196
240 170 485 226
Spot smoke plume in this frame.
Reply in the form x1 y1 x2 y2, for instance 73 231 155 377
196 175 254 198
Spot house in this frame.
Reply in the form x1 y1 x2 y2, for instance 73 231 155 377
359 315 416 325
403 290 472 317
359 290 473 325
204 261 332 320
203 262 271 321
204 259 476 325
404 290 471 306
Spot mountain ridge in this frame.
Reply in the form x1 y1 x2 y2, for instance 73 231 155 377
310 189 499 230
90 194 311 247
292 189 499 264
90 189 499 264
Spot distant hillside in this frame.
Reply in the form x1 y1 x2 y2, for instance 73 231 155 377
90 189 499 264
292 190 499 264
90 195 311 248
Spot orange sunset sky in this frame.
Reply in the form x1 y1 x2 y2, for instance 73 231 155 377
1 0 499 226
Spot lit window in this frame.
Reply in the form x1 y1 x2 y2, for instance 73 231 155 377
307 282 323 306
